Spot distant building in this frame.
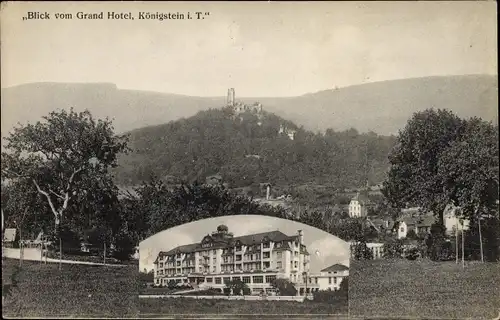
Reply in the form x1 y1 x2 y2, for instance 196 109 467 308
307 264 349 291
366 217 395 234
153 225 311 295
397 215 435 239
227 88 263 115
443 204 470 235
227 88 235 107
3 228 17 247
349 192 371 218
349 241 384 259
278 124 296 140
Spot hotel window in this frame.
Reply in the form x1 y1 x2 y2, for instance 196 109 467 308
265 275 276 283
309 277 312 284
276 252 282 258
329 277 332 284
232 276 241 282
206 277 213 283
256 254 260 260
159 263 164 268
236 246 242 251
253 276 263 284
294 252 298 257
315 277 318 284
263 242 270 249
276 242 282 248
294 261 298 268
334 277 337 284
213 258 216 264
263 252 270 259
242 276 251 284
215 277 222 284
176 261 181 266
277 261 282 268
263 262 270 269
223 277 230 284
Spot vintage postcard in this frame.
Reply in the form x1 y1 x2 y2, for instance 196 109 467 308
1 1 498 319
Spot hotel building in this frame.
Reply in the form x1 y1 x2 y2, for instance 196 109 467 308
153 225 312 294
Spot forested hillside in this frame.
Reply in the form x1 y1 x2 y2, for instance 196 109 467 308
114 107 396 190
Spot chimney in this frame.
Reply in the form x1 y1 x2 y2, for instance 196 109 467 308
298 230 304 245
266 184 271 200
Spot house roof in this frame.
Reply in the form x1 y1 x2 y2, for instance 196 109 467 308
401 215 436 228
320 263 349 272
156 230 299 262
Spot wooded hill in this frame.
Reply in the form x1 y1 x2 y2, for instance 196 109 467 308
114 107 396 191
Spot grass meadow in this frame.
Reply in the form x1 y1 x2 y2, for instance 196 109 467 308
2 258 139 318
349 258 500 319
138 297 348 317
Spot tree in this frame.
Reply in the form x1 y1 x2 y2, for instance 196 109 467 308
224 278 251 296
383 238 404 258
167 280 177 290
352 240 373 260
437 119 499 262
271 278 297 296
1 109 129 269
383 109 464 225
406 229 418 240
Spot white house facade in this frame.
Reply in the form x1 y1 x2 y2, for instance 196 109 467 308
307 264 349 291
348 193 370 218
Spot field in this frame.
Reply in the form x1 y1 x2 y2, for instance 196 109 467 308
138 296 348 317
349 258 500 319
2 258 139 318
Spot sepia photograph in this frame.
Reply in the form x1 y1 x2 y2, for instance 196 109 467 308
1 1 498 319
138 215 350 317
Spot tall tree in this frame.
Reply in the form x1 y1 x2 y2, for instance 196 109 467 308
1 109 128 268
383 109 465 225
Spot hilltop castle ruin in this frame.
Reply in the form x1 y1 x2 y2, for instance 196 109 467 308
226 88 262 114
226 88 295 140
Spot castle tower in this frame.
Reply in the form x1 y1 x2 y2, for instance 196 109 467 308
227 88 235 106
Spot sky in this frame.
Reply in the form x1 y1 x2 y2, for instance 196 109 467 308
139 215 350 273
1 1 497 97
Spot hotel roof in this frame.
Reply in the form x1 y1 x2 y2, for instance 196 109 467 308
158 230 301 258
320 263 349 272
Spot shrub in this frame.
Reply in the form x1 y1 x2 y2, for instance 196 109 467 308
404 246 420 260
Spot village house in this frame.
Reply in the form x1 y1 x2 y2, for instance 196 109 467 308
348 192 371 218
397 215 435 239
307 263 349 291
443 204 470 235
348 241 385 259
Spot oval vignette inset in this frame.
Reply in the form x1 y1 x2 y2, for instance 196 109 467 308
138 214 350 316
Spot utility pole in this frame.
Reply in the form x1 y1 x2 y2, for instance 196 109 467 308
461 226 465 269
455 223 459 264
455 206 459 264
478 213 484 263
